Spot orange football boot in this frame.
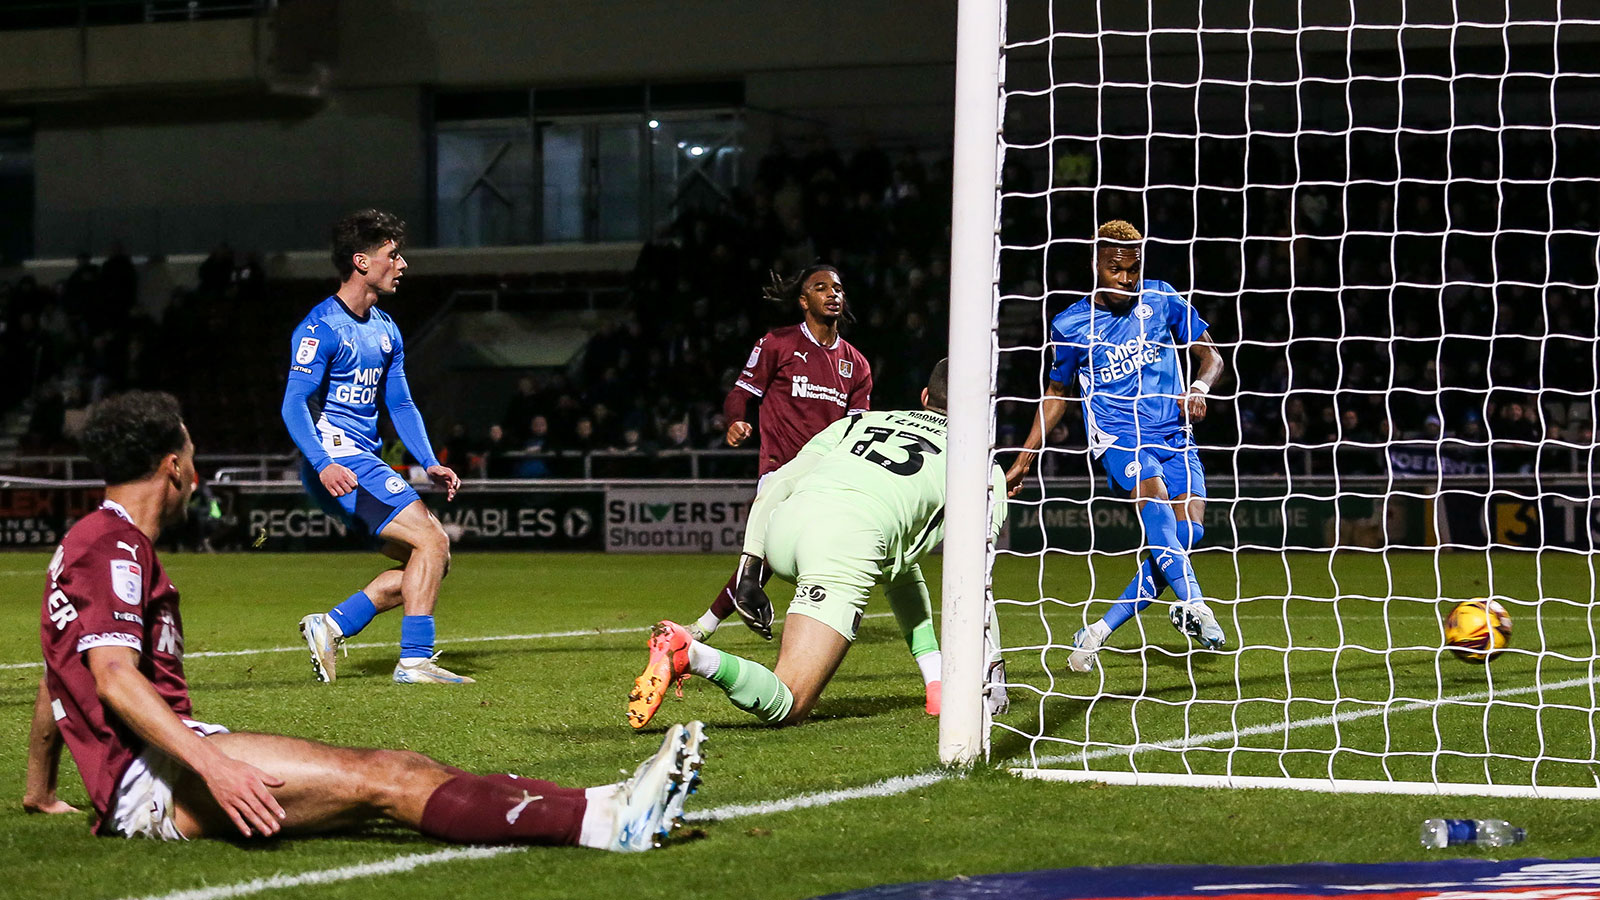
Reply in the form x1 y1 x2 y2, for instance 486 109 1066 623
627 621 692 729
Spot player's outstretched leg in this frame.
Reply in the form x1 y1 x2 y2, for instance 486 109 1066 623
1070 520 1206 672
628 621 694 729
169 726 705 851
378 501 473 684
299 568 403 683
629 616 849 728
1135 497 1225 650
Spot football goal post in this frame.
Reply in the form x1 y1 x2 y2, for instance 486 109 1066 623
943 0 1600 799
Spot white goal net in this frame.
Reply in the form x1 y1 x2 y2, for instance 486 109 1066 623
945 0 1600 797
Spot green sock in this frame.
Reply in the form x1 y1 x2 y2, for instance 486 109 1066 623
706 647 794 724
887 566 939 657
905 619 939 658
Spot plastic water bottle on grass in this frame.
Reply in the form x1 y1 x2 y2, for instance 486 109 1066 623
1421 818 1527 848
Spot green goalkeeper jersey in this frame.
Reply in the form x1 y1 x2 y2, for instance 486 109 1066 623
744 408 1008 579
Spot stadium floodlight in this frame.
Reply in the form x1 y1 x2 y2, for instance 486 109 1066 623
944 0 1600 798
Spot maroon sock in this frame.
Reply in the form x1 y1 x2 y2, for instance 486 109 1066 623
707 564 774 620
419 774 587 845
480 772 586 800
707 570 740 619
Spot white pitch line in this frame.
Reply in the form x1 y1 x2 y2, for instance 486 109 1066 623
118 846 522 900
116 771 948 900
684 771 948 822
0 613 898 673
1029 673 1600 767
104 673 1599 900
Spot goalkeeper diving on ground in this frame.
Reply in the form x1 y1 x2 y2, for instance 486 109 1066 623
627 359 1007 727
1005 219 1228 672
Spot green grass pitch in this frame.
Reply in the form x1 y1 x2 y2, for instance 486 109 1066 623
2 551 1599 900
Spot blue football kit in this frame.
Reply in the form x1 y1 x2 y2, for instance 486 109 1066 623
1046 279 1216 638
1048 278 1209 498
281 295 439 537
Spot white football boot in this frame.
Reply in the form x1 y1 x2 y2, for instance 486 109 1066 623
392 653 476 684
1068 621 1111 673
606 721 706 852
298 613 345 683
1169 600 1227 649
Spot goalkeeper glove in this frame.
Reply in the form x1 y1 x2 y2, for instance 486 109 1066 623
731 553 774 640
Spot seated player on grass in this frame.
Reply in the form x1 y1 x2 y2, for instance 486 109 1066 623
628 360 1007 729
24 391 705 850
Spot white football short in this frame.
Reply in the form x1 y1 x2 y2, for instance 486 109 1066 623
110 718 229 840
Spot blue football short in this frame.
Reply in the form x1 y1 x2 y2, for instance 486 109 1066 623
1097 430 1207 498
300 452 420 537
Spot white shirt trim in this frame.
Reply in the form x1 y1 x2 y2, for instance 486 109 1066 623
100 500 133 523
800 322 841 350
735 381 764 398
78 632 142 653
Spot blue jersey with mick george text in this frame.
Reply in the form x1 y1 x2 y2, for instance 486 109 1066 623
1047 279 1209 457
285 296 409 461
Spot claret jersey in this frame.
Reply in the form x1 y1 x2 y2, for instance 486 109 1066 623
1047 279 1210 456
733 323 873 475
39 501 191 832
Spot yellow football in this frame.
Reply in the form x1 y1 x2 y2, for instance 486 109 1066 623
1444 599 1513 664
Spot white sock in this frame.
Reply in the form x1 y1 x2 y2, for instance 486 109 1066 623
577 784 619 849
1089 620 1112 641
916 650 942 686
687 640 720 679
694 609 722 635
398 657 429 667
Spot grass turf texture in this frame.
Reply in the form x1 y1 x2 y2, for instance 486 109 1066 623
0 550 1593 900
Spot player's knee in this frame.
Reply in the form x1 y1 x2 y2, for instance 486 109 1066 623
361 748 443 806
417 525 451 576
779 683 821 726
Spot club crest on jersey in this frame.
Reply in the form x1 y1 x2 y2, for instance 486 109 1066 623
381 334 392 353
746 346 761 367
296 337 320 364
385 476 407 494
1134 303 1153 319
110 559 142 605
838 359 853 378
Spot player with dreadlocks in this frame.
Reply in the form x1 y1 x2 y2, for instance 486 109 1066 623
674 265 950 714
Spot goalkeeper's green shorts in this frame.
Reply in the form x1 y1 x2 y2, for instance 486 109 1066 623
763 494 885 642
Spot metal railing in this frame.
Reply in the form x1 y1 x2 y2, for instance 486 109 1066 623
0 0 271 31
0 449 760 482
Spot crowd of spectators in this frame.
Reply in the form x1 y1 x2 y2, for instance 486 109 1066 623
458 136 958 477
1001 123 1600 481
0 242 267 455
4 122 1598 484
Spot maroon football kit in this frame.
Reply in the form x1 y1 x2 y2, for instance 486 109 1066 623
725 323 873 476
39 501 193 833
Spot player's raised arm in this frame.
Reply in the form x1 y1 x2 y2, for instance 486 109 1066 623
1182 330 1224 423
22 677 76 815
1163 286 1223 423
724 336 777 447
281 323 358 496
381 330 458 500
1005 378 1072 496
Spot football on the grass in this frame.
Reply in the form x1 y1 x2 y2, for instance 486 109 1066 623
1444 599 1512 664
